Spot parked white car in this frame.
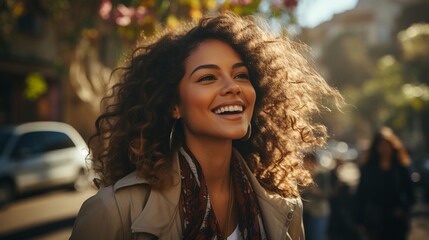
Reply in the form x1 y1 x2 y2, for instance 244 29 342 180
0 121 92 206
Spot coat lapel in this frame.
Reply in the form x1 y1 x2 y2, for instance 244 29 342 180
130 183 182 238
234 149 299 240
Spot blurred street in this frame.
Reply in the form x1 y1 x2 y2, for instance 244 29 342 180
409 203 429 240
408 188 429 240
0 188 95 240
0 186 427 239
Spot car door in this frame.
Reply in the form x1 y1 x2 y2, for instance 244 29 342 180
11 131 77 192
10 131 48 191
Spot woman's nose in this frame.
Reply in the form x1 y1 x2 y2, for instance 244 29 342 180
220 77 241 95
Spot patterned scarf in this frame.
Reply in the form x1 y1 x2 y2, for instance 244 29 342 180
179 146 267 240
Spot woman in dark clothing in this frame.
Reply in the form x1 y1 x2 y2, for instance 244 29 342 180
354 127 415 240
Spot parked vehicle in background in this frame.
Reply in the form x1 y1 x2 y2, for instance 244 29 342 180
0 121 92 207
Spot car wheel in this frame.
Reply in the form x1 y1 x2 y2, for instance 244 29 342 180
72 169 90 192
0 180 15 208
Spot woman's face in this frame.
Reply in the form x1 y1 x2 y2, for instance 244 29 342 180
173 39 256 143
377 138 393 159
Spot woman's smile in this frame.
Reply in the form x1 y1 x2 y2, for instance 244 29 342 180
211 102 246 124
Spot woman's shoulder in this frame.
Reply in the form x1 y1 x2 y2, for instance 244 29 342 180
77 171 151 221
70 185 121 239
80 184 117 213
71 172 152 240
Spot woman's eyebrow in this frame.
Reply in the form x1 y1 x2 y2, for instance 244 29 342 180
232 62 246 69
190 64 219 77
189 62 246 77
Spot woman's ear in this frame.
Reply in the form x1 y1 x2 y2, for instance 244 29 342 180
172 106 180 119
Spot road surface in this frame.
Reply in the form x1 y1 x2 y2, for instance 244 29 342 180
0 188 96 240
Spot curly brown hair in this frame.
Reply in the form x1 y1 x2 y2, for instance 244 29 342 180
89 11 343 197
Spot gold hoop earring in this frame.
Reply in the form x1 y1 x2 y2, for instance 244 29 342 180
169 120 177 150
242 123 252 141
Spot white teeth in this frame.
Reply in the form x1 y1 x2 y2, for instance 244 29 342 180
214 105 243 114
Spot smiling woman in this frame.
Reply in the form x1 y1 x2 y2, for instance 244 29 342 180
173 40 256 145
70 11 343 240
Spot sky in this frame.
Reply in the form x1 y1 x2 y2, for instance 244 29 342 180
296 0 359 28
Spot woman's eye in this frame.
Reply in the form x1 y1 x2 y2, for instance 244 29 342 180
197 75 216 82
234 72 250 80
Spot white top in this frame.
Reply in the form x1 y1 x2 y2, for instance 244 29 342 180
227 225 240 240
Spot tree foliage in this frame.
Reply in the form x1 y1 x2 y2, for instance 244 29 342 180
1 0 298 53
0 0 299 110
326 23 429 151
318 2 429 150
346 56 408 127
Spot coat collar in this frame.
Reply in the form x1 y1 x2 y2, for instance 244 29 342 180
113 149 299 239
113 171 149 191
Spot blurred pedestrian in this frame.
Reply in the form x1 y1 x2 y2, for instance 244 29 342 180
70 11 343 240
328 158 361 240
354 126 415 240
302 152 331 240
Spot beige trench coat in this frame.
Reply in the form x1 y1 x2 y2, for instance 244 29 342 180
70 150 305 240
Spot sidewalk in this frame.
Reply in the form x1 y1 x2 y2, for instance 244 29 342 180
408 187 429 240
408 201 429 240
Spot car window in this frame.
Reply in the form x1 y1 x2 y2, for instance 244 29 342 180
43 131 76 151
0 129 12 155
11 131 75 159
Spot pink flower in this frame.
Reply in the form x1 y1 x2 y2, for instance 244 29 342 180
114 4 135 26
99 0 112 20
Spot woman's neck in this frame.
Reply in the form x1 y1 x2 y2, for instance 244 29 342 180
185 137 232 187
183 137 236 237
